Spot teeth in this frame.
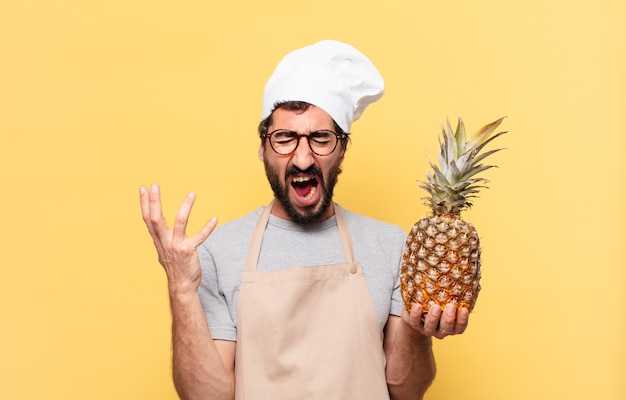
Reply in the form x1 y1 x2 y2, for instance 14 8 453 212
291 176 317 201
304 185 317 201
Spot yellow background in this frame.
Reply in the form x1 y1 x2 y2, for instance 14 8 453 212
1 0 624 399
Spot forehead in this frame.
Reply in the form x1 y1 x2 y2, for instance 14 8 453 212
269 106 336 132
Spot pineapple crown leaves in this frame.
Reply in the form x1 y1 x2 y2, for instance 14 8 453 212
419 116 507 215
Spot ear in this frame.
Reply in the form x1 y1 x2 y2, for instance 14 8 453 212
258 144 265 162
338 147 346 165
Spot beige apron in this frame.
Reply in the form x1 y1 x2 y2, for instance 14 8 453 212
235 202 390 400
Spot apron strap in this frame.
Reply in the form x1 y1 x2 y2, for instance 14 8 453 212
244 200 274 272
244 201 355 272
334 205 355 264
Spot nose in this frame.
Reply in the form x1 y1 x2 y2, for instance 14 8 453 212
291 136 315 170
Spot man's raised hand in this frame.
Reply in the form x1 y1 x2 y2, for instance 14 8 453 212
139 183 217 296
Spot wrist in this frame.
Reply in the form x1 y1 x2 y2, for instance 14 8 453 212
400 317 433 346
168 283 199 303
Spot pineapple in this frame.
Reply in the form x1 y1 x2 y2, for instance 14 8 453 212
400 116 507 318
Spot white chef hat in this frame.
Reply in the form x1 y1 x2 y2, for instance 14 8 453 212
262 40 384 133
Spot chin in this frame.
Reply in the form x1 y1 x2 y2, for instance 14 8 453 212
284 198 331 224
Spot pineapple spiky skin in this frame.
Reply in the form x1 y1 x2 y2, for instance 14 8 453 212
400 116 506 318
400 214 481 314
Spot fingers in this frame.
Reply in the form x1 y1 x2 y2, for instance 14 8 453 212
411 303 470 339
139 185 150 221
148 183 167 237
140 185 159 231
173 192 196 240
436 304 457 336
453 307 470 335
140 184 217 246
193 216 218 245
140 184 165 253
421 304 442 336
401 303 424 332
173 192 218 246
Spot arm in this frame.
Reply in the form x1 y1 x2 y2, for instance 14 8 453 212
140 184 236 400
169 291 236 400
384 303 469 400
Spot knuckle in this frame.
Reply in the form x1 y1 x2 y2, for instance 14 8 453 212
142 215 154 226
443 314 456 326
174 241 195 255
175 214 187 225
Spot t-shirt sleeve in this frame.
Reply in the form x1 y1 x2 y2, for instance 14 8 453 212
197 242 237 341
389 228 406 317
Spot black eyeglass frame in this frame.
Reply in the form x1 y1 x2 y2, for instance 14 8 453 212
261 129 349 156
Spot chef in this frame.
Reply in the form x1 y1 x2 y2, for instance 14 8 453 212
140 40 469 400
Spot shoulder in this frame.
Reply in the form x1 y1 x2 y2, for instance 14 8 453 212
200 207 263 252
339 205 406 243
214 207 262 235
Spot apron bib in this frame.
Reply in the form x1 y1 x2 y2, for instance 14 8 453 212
235 202 389 399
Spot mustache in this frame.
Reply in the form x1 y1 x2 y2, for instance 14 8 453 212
286 165 322 179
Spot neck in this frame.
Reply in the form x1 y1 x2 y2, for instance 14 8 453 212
270 198 335 223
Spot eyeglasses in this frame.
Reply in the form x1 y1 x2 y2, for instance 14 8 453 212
262 129 348 156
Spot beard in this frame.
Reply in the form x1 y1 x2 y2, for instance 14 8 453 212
264 160 341 224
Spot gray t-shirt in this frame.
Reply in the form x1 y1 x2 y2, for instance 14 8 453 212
198 204 407 341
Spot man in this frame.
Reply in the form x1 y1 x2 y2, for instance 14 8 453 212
140 40 469 400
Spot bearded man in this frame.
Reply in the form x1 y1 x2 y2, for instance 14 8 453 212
140 40 469 400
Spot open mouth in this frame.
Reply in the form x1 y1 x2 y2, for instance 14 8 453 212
291 176 319 201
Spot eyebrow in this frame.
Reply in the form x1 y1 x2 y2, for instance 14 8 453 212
270 129 336 134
